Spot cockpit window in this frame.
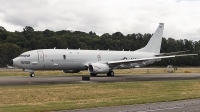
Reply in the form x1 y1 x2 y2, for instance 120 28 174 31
19 55 30 57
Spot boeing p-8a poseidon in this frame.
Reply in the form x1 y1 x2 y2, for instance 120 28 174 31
11 23 197 77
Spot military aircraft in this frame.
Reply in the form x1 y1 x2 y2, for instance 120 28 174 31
11 23 197 77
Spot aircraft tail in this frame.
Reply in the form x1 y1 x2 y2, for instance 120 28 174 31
136 23 164 54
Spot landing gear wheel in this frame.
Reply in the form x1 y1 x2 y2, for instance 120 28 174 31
90 73 97 77
30 73 35 77
107 71 114 77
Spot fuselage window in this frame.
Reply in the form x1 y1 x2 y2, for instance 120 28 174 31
21 61 30 64
63 55 66 59
19 55 30 57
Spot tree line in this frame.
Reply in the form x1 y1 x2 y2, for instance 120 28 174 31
0 26 200 67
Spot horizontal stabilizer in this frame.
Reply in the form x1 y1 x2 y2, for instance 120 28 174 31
155 50 190 56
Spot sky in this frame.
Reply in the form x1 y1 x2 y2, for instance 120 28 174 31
0 0 200 41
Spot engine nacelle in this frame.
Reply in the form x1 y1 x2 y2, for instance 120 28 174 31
88 63 110 74
62 70 80 73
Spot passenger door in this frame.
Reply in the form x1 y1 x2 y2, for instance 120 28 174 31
38 51 44 62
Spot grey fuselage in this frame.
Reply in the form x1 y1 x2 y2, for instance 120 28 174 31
13 49 157 70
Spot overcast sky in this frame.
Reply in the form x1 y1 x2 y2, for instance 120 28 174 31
0 0 200 41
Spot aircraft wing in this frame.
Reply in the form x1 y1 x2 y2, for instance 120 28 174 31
107 54 197 66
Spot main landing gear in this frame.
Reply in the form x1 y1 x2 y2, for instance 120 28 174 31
107 71 114 76
90 71 115 77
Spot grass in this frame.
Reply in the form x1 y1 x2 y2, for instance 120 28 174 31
0 68 200 112
114 67 200 74
0 67 200 77
1 80 200 112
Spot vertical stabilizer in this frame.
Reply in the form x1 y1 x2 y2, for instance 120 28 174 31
136 23 164 54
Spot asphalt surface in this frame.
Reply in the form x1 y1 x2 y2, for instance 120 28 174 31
1 73 200 86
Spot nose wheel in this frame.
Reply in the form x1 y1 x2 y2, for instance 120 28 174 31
30 73 35 77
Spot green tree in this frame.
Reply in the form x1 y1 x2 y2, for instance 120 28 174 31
23 26 34 40
0 26 6 32
0 43 20 67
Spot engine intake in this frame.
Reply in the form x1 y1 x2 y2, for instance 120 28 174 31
88 63 110 74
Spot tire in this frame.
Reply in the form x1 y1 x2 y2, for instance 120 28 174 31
107 71 114 77
30 73 35 77
110 71 114 76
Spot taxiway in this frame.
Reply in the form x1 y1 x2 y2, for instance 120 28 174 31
0 73 200 86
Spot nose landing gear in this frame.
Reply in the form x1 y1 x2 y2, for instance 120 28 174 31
30 73 35 77
23 69 35 77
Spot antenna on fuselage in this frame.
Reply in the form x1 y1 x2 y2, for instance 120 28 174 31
122 49 124 51
78 48 80 50
66 48 68 50
54 47 56 49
